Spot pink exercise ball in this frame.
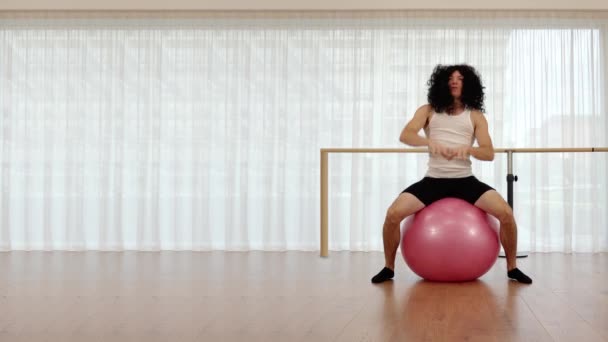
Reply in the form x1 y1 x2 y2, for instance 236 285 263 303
400 197 500 282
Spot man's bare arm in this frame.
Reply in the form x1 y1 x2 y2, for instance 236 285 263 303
400 104 432 146
469 111 495 161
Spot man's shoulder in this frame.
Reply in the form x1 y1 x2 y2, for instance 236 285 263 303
469 109 486 122
417 104 433 113
412 104 434 120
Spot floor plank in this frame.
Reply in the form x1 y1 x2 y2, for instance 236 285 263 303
0 251 606 341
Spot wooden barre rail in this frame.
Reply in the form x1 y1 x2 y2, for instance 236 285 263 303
322 147 608 153
320 147 608 257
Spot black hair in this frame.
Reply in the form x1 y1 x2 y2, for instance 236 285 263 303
426 64 485 114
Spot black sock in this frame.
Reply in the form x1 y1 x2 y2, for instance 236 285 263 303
371 267 394 284
507 268 532 284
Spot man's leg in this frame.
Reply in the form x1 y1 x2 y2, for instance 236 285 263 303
371 192 425 284
474 190 532 284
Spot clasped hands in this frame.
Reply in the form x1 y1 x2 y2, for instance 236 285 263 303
428 140 470 160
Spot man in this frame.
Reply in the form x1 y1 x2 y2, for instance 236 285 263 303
371 64 532 284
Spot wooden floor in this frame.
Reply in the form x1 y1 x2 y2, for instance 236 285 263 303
1 251 607 342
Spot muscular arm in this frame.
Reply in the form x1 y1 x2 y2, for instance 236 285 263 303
399 104 432 146
469 111 495 161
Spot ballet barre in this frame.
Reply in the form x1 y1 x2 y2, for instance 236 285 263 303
320 147 608 257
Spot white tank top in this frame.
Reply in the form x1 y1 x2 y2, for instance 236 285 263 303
424 109 475 178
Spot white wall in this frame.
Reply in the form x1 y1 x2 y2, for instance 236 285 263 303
1 0 607 10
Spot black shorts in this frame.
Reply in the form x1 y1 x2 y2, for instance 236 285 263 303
401 176 494 206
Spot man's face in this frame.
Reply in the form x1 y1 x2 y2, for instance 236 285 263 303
449 70 463 99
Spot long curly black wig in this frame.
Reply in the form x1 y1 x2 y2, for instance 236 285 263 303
426 64 485 114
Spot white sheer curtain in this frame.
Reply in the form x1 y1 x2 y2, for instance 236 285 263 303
1 11 607 252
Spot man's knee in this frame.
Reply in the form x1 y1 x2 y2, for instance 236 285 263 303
385 207 404 226
497 205 515 226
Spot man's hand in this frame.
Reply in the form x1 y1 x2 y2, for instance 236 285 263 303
452 146 471 160
428 140 455 160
